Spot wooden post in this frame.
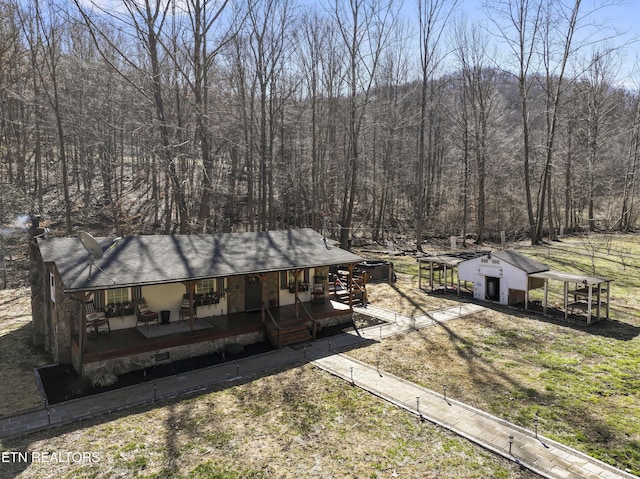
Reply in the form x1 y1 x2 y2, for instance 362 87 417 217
543 278 548 316
587 284 593 325
596 282 602 322
606 281 610 320
418 260 422 289
443 265 447 291
430 262 434 292
362 271 367 306
563 281 569 320
389 262 393 286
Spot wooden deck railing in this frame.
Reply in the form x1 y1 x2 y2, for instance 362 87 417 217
296 297 318 340
264 303 281 348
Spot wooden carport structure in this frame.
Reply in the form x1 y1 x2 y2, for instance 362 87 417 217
417 251 488 294
418 255 463 294
527 270 613 324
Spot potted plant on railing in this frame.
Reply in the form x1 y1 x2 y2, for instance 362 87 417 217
104 303 118 318
122 301 134 315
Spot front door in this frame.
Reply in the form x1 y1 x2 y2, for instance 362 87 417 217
245 276 262 312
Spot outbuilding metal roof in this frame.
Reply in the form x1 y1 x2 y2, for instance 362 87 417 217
529 270 612 285
491 250 549 274
37 228 362 293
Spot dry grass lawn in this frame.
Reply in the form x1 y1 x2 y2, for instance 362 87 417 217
352 234 640 474
2 366 536 478
0 288 51 416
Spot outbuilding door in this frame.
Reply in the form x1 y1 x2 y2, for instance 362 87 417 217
486 277 500 301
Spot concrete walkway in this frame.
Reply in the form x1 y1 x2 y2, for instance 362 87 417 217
313 352 636 479
0 304 637 479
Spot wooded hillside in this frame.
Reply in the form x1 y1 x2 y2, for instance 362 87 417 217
0 0 638 248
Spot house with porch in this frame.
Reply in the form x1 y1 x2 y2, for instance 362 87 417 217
31 228 363 378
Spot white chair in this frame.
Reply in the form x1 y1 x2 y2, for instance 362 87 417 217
86 301 110 335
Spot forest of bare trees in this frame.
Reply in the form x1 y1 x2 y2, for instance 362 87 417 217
0 0 638 250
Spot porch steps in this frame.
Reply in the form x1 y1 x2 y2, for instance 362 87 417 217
265 319 313 348
329 282 364 307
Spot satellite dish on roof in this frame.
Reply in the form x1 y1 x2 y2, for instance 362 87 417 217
79 231 118 282
79 232 103 259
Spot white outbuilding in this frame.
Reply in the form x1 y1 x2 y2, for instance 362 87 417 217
457 250 549 306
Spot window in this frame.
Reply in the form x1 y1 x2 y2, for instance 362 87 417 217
49 273 55 302
280 269 309 290
106 288 129 305
197 278 217 294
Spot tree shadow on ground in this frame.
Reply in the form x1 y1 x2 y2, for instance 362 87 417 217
0 330 377 479
502 302 640 341
382 285 636 472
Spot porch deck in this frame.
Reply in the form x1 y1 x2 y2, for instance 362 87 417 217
77 300 352 364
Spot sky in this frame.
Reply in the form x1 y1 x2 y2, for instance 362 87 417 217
79 0 640 88
406 0 640 87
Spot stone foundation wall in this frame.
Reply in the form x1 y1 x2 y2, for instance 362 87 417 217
317 312 353 329
82 331 265 378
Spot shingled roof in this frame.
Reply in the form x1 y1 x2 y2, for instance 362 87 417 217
37 228 362 293
491 250 549 274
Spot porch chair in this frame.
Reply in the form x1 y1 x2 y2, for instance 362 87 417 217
86 301 110 336
179 296 197 322
135 299 159 329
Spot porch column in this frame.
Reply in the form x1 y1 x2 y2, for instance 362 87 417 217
259 273 267 323
347 263 356 308
81 293 90 352
79 292 91 377
184 280 197 332
294 269 301 318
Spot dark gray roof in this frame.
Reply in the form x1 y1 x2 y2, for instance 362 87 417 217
38 229 362 293
492 250 549 274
